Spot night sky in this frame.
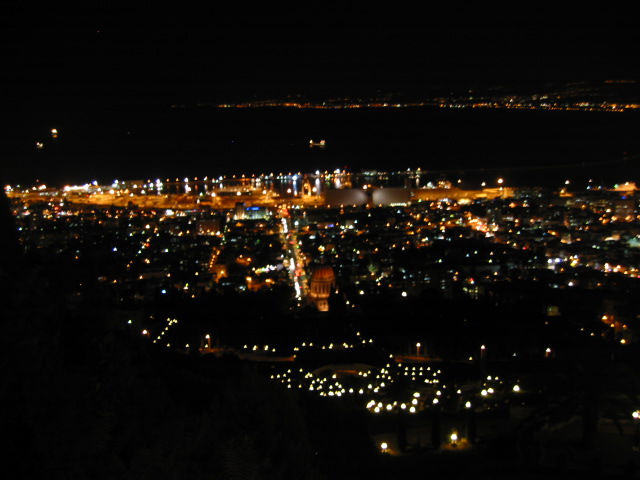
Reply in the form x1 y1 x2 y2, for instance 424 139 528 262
7 3 640 112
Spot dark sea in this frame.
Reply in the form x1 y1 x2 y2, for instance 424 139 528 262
8 106 640 189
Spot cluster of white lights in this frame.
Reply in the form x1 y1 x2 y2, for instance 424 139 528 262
390 363 441 384
270 366 387 397
242 344 277 353
367 396 420 414
291 333 373 352
152 317 178 346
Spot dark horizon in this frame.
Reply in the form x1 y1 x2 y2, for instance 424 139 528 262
6 105 640 188
8 4 640 113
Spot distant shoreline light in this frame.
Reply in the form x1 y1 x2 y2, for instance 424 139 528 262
206 102 633 112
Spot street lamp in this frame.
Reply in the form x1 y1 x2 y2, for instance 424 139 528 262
633 411 640 451
416 342 421 356
380 442 388 453
205 334 211 349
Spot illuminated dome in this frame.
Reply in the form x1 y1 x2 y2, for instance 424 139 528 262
309 265 335 312
311 265 336 283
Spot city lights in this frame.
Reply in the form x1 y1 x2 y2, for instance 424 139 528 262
8 166 640 470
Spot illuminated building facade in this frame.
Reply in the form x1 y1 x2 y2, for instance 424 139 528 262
309 265 335 312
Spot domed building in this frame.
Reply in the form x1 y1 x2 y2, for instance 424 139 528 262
309 265 335 312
